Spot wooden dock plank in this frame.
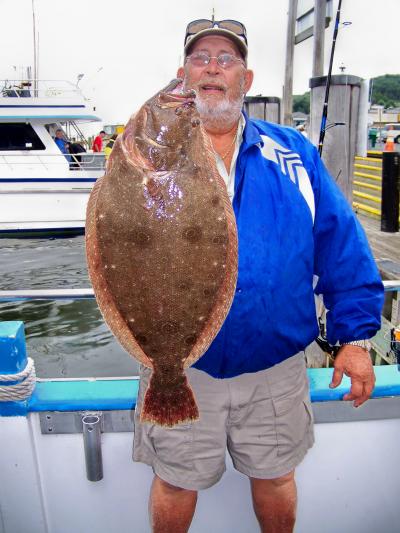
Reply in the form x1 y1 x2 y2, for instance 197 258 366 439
357 214 400 274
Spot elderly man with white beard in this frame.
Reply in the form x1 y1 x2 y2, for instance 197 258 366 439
132 19 384 533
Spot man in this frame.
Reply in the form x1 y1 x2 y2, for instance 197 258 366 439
54 128 69 154
92 130 106 152
133 19 384 533
54 129 70 162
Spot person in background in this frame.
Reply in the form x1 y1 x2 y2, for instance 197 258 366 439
297 123 307 137
54 129 70 162
132 18 384 533
104 133 118 162
16 81 32 97
69 139 87 169
92 130 106 152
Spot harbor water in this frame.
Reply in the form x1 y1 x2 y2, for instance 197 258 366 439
0 236 138 378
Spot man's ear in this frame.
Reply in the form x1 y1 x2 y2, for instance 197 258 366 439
177 66 185 79
244 69 254 94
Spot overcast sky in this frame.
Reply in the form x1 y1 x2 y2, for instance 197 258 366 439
0 0 398 129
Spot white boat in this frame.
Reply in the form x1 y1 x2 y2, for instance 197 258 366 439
0 79 104 237
0 283 399 533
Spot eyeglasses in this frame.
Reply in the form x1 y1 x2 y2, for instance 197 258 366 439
186 52 244 69
184 19 248 46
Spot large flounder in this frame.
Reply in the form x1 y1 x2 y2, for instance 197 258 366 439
86 79 238 427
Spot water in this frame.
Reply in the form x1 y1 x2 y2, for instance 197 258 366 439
0 236 138 378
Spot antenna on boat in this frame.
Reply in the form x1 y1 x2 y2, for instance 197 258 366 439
212 8 215 23
32 0 38 95
37 31 40 86
76 74 85 87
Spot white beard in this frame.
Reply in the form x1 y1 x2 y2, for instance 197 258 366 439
195 95 244 130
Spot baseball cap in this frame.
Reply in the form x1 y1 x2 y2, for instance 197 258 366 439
184 19 248 60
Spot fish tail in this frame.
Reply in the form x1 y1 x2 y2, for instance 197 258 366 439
140 373 199 427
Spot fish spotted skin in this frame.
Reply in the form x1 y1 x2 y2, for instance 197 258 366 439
86 79 238 426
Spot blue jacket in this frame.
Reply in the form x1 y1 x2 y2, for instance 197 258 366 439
193 116 384 379
54 137 68 154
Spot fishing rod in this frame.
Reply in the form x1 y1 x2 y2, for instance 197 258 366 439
318 0 343 156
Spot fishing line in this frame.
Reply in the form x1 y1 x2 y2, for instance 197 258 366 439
318 0 343 156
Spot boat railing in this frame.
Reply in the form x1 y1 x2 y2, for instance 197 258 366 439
0 152 105 171
0 283 398 370
0 280 398 301
0 79 86 100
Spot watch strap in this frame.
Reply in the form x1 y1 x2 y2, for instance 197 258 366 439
342 339 372 351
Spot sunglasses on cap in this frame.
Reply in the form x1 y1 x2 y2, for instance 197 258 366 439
184 19 248 46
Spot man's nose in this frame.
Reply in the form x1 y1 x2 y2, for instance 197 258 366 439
206 57 221 74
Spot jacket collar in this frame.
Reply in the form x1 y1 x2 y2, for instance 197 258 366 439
241 111 264 151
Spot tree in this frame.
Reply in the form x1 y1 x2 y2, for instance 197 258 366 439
293 92 310 114
292 74 400 115
371 74 400 108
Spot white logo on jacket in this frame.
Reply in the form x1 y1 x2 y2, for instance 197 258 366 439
259 135 315 223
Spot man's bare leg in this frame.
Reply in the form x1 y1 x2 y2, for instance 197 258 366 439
149 475 197 533
250 470 297 533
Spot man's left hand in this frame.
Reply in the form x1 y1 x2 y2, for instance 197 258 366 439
329 345 375 407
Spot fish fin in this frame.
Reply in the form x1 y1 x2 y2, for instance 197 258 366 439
140 373 199 427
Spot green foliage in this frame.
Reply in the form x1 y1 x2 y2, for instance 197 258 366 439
371 74 400 108
293 92 310 114
292 74 400 114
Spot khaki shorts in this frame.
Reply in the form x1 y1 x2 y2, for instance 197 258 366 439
133 353 314 490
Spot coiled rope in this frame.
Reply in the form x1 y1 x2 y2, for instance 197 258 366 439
0 358 36 401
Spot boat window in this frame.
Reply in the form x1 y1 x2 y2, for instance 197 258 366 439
0 123 45 151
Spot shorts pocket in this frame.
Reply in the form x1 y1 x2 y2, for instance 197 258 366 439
147 421 195 470
272 393 312 458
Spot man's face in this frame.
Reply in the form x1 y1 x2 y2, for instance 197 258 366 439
55 130 63 138
177 35 253 108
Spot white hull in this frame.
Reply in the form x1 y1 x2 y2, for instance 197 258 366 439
0 166 103 235
1 305 400 533
1 405 399 533
0 187 93 234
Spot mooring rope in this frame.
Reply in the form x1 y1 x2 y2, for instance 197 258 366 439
0 358 36 401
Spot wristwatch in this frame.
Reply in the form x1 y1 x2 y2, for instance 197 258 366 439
342 339 372 351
